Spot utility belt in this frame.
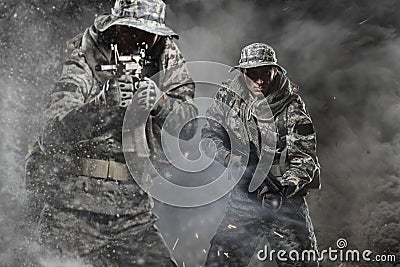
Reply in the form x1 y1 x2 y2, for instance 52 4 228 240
77 160 283 183
77 158 130 181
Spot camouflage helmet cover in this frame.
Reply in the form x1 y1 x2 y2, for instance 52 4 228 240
94 0 178 38
232 43 286 74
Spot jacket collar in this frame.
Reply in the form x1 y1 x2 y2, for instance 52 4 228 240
228 72 297 116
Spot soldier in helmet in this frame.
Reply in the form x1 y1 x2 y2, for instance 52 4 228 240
202 43 321 266
25 0 196 266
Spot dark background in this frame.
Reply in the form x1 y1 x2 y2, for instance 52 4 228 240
1 0 400 266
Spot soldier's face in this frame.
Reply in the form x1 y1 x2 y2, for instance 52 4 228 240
114 25 159 55
242 66 277 97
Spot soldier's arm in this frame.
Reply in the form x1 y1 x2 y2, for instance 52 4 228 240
153 38 198 140
280 95 320 197
39 49 107 154
201 86 232 166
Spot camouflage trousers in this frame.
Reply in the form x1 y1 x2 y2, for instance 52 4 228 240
38 204 177 267
204 183 318 267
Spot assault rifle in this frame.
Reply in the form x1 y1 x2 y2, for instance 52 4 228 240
96 42 148 85
229 159 306 220
96 42 151 157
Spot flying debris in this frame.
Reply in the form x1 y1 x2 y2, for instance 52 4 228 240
274 231 284 238
359 18 370 24
172 238 180 251
227 224 237 229
183 151 189 159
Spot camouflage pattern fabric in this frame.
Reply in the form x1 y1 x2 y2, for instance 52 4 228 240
204 182 318 267
26 20 197 266
95 0 179 38
39 201 176 267
202 72 320 266
37 25 196 214
202 73 320 196
231 43 286 74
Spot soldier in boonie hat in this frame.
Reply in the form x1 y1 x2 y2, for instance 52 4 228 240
203 42 320 266
95 0 178 38
30 0 197 266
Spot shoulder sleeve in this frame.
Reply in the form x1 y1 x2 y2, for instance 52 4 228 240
153 38 198 140
39 48 100 153
281 95 321 197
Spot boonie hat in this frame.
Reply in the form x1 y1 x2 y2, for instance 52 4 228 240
94 0 178 38
231 43 286 74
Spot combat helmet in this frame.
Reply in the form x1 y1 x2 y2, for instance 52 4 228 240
94 0 178 38
231 43 286 74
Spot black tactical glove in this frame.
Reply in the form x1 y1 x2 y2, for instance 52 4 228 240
135 77 163 112
95 74 136 108
257 175 288 210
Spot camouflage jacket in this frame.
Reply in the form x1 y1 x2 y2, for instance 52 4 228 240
40 25 196 159
202 73 320 198
28 25 197 216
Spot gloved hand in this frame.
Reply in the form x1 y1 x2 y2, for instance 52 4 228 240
95 74 136 108
261 192 283 210
257 176 287 210
135 77 163 112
